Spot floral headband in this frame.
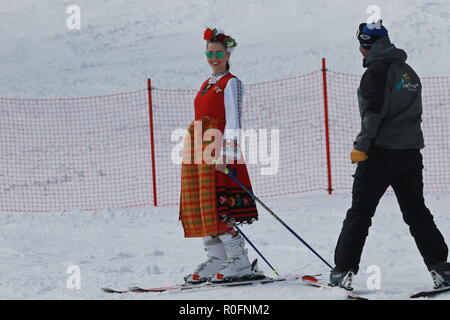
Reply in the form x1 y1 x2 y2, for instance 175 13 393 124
203 27 237 53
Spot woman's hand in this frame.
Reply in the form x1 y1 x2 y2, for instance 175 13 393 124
214 156 235 173
215 162 228 173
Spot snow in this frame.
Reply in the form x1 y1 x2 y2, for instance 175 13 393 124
0 0 449 98
0 0 449 300
1 191 449 299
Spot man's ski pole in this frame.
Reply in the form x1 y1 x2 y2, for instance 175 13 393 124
224 167 333 269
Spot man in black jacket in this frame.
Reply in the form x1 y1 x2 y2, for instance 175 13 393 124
330 21 450 290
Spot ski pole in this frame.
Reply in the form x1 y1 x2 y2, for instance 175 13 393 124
224 167 333 270
224 217 279 277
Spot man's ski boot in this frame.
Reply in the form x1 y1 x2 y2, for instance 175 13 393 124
210 233 265 283
429 262 450 289
329 267 355 291
184 236 227 284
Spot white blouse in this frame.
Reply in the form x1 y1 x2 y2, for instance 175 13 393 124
209 73 243 160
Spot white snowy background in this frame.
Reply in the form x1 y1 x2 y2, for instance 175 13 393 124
0 0 450 299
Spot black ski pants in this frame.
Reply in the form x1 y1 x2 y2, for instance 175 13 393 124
334 147 448 273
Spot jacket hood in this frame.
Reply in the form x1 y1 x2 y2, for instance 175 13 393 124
363 37 407 67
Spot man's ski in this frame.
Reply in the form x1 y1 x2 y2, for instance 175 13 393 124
302 275 369 300
410 286 450 299
101 275 300 294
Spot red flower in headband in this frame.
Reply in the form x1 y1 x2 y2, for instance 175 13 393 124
204 28 214 40
203 27 238 51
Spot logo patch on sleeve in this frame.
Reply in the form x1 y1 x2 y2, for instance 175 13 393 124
395 73 419 92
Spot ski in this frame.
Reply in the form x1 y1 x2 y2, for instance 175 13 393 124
102 275 300 294
101 283 201 294
410 286 450 299
302 275 369 300
101 287 139 294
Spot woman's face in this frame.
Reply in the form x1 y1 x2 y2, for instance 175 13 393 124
206 42 230 74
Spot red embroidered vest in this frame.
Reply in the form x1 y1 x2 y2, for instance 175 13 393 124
194 73 235 121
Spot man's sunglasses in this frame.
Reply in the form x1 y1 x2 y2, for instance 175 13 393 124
357 23 367 39
205 51 226 59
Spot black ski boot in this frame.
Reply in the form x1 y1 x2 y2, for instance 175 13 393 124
329 267 355 291
429 262 450 289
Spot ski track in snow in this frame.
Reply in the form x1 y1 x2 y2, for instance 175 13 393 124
1 191 449 299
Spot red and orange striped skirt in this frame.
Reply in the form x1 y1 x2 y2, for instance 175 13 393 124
179 116 258 238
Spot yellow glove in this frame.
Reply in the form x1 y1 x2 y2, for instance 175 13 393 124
350 149 368 164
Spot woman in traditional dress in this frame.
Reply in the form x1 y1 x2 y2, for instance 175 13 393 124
180 27 262 283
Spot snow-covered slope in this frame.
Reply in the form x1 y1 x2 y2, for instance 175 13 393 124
1 191 449 300
1 0 449 98
0 0 449 300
